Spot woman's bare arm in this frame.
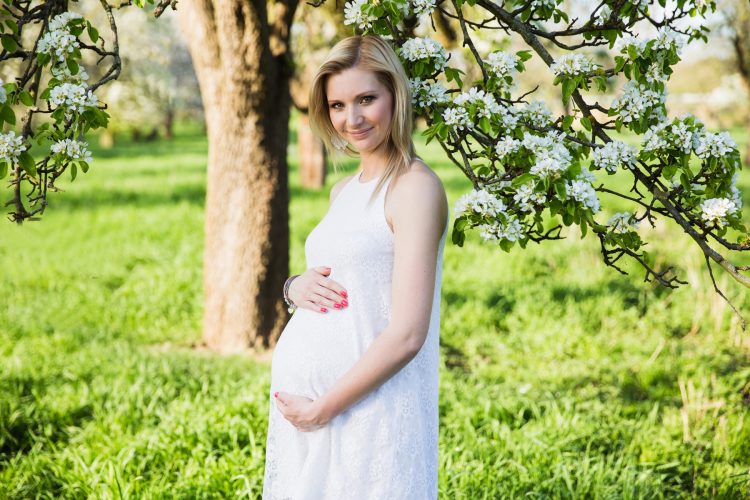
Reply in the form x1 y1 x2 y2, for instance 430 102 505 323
315 170 448 421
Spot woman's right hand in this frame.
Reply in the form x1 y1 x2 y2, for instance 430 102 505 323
287 266 348 313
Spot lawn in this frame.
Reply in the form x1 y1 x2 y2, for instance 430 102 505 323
1 122 749 498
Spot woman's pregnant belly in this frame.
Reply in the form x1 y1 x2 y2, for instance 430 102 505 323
271 308 365 399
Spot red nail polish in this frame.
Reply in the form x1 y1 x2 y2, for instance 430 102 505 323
334 303 341 309
274 392 278 398
341 299 348 306
341 291 348 297
321 307 327 312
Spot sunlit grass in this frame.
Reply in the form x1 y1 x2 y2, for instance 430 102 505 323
0 121 748 498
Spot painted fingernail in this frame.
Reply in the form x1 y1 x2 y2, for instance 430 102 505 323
341 291 348 297
274 392 279 398
341 299 348 306
334 303 341 309
320 307 327 313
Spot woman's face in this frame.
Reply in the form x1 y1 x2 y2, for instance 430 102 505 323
326 66 393 154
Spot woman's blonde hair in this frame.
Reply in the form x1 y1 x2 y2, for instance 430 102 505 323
308 35 417 204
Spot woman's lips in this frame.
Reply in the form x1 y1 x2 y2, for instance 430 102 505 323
349 128 372 139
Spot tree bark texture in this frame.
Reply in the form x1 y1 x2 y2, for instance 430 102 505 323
178 0 298 352
297 114 327 188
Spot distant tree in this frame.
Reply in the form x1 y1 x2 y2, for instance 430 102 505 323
721 0 750 160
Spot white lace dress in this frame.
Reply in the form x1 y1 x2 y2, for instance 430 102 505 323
262 170 447 499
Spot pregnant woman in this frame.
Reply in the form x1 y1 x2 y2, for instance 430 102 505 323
263 35 448 499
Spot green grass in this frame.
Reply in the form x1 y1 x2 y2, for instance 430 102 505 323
1 122 749 498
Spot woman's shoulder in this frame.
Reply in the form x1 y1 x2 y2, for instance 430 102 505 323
387 158 448 230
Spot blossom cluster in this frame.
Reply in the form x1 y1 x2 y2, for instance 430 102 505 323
611 81 665 124
486 51 518 86
518 100 553 128
0 131 28 166
453 188 506 217
343 0 378 30
442 106 472 131
592 140 636 173
566 179 601 213
454 87 501 118
523 131 572 179
694 131 737 160
550 54 599 77
49 83 98 116
38 12 83 62
51 139 92 163
411 0 437 16
513 182 546 212
700 197 739 227
478 217 524 242
607 212 640 234
398 37 448 72
408 78 450 108
52 65 89 83
495 136 521 160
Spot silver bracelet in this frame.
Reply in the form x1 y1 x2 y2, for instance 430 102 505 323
283 275 299 314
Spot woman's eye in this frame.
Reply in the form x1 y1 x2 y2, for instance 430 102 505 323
361 95 375 103
330 103 342 110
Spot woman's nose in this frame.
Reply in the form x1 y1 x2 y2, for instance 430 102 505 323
347 106 363 126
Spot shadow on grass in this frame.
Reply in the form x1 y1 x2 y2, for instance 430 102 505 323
50 184 207 211
0 376 94 464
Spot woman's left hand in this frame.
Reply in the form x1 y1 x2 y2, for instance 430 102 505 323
275 392 331 432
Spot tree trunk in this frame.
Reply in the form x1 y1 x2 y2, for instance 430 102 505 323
164 104 174 140
297 114 326 188
178 0 297 353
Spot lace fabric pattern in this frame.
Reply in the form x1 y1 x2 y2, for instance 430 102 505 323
263 171 447 500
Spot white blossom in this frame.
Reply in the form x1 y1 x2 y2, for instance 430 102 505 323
0 78 5 105
596 5 612 23
408 78 450 108
454 87 486 106
616 34 648 57
399 37 448 71
343 0 377 30
49 82 98 115
694 131 737 160
611 81 665 124
576 166 597 184
550 54 599 77
608 212 640 234
700 197 739 227
51 139 92 163
51 64 89 83
38 28 80 62
0 131 27 166
495 136 521 159
411 0 436 16
523 131 572 178
513 182 546 212
454 188 506 217
530 0 557 9
730 173 743 211
653 27 686 54
519 100 553 128
486 51 519 85
48 12 83 31
592 140 636 173
442 106 473 131
566 179 601 213
478 217 524 242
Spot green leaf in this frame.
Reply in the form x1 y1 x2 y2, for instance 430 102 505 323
0 104 15 125
554 180 566 200
18 151 36 176
0 161 6 179
70 163 78 181
18 90 33 106
516 50 532 62
80 161 89 173
512 173 535 187
1 34 17 52
66 58 79 75
561 78 576 106
561 115 574 131
5 20 18 34
580 116 592 132
580 221 587 238
87 24 99 43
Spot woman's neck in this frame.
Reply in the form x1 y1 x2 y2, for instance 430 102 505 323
359 146 390 181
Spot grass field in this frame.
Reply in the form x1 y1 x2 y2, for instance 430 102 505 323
1 122 749 498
